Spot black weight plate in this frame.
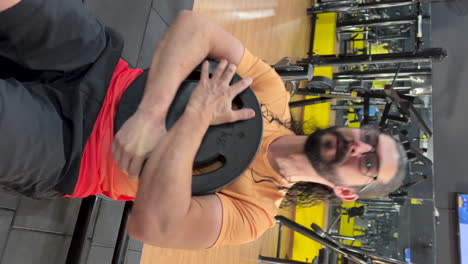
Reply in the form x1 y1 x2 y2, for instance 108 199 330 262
348 81 370 94
308 75 336 91
114 60 263 196
349 86 370 94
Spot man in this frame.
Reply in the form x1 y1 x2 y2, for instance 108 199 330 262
0 0 407 250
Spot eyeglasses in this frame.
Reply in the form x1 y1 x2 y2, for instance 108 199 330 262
357 125 381 194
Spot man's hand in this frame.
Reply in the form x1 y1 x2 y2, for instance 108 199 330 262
186 60 255 125
112 10 245 180
112 109 166 178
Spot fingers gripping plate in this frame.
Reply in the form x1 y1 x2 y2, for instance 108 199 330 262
115 60 263 195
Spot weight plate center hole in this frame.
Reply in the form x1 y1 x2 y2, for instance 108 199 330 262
232 96 243 110
193 155 226 176
186 71 213 81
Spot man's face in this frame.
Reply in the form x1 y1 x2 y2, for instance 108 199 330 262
306 126 399 188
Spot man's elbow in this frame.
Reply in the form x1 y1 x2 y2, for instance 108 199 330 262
176 10 205 23
127 214 177 247
176 10 193 19
127 214 161 246
174 10 198 27
175 10 208 31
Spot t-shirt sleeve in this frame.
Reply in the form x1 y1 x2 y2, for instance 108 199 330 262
236 48 289 104
210 192 276 247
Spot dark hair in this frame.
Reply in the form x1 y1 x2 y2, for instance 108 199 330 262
259 104 408 208
279 182 342 208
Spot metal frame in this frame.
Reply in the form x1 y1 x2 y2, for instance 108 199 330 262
258 216 409 264
300 48 447 67
258 256 310 264
112 202 133 264
334 67 432 79
336 15 429 31
308 0 441 14
66 196 99 264
66 198 133 264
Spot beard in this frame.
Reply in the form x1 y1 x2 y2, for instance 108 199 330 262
304 127 350 183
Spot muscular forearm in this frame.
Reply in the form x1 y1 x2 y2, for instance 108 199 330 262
128 108 210 239
127 59 253 249
138 10 244 116
112 11 244 181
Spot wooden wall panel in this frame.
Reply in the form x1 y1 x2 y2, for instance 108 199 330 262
193 0 311 64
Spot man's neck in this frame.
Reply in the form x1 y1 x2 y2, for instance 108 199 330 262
267 135 332 187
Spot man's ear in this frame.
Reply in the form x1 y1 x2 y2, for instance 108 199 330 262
333 186 359 201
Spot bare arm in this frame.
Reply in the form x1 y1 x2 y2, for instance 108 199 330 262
127 62 254 249
0 0 21 12
138 10 245 114
127 108 220 249
113 10 245 177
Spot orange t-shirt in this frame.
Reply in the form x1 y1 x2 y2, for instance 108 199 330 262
210 49 294 247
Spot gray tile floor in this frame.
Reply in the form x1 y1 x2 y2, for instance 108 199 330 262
0 0 193 263
0 194 144 264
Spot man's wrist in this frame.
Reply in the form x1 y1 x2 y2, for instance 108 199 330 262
183 106 211 128
136 105 167 125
